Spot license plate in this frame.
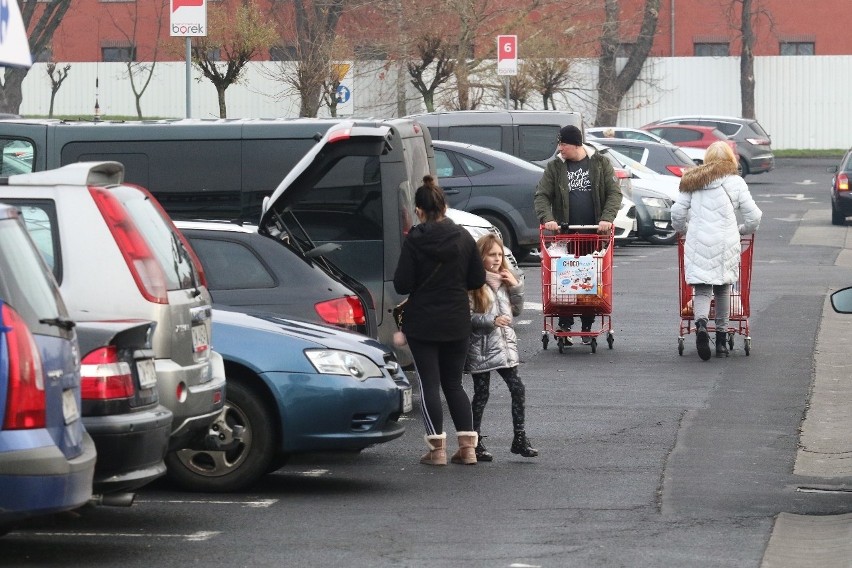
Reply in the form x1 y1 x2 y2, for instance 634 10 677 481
62 389 79 425
192 324 209 354
401 387 413 413
137 358 157 389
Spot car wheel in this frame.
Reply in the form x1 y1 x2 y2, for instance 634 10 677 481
165 380 276 492
832 201 847 226
738 158 749 178
479 213 517 256
643 231 678 246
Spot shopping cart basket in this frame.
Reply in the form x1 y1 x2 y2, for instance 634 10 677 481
677 234 755 355
540 225 615 353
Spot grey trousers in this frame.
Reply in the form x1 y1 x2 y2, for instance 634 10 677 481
693 283 731 330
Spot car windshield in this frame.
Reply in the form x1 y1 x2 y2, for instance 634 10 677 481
606 147 657 175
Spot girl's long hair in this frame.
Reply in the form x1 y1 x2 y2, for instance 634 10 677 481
469 234 508 314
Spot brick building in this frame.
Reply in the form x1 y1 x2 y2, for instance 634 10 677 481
42 0 851 64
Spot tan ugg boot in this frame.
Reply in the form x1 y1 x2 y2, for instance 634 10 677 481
420 433 447 466
450 431 478 465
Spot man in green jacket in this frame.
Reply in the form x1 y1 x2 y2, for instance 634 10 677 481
534 124 622 340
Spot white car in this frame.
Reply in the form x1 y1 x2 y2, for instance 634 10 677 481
446 208 524 277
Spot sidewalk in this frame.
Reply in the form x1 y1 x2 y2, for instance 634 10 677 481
762 240 852 567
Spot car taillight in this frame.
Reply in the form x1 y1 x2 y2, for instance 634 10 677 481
838 173 849 192
315 296 367 327
80 345 135 400
666 165 689 176
132 185 209 288
2 303 46 429
746 137 771 146
327 128 352 143
89 187 169 304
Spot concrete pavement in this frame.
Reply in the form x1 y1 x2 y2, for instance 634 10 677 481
762 222 852 567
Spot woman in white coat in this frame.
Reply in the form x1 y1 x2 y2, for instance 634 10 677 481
671 141 762 361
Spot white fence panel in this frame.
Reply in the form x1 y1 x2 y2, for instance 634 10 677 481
15 56 852 149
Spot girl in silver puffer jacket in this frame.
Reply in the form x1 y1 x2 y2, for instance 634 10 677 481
466 234 538 461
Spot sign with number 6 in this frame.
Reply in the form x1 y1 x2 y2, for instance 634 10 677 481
497 35 518 76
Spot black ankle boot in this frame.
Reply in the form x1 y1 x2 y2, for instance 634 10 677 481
475 435 493 462
695 318 711 361
716 331 729 357
510 431 538 458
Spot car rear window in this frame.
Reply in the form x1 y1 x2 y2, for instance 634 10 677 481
0 215 67 337
518 125 560 163
710 122 741 137
110 185 199 291
188 238 275 290
672 147 695 165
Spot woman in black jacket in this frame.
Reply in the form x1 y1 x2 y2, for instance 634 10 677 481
394 176 486 466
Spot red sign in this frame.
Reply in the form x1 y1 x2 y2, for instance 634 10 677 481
498 35 517 62
497 35 518 75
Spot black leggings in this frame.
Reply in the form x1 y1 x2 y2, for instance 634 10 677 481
407 337 473 436
471 366 526 433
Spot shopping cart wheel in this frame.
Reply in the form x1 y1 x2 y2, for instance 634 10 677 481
542 334 549 350
590 338 597 353
678 337 684 356
607 332 615 349
727 333 734 350
557 337 565 353
744 337 751 356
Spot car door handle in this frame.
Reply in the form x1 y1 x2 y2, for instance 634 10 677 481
443 187 460 195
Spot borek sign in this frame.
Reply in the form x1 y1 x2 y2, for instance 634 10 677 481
0 0 32 68
171 0 207 37
497 35 517 76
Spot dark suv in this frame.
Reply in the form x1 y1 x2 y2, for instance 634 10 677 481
642 115 775 177
830 148 852 225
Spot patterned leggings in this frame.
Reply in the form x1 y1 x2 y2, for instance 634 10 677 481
471 366 526 433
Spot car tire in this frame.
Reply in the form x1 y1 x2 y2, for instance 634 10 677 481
738 158 749 178
479 213 517 256
832 201 847 226
644 231 678 246
165 380 276 492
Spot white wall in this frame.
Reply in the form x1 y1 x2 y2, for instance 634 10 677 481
17 56 852 150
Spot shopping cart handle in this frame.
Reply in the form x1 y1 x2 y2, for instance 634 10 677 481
559 224 601 232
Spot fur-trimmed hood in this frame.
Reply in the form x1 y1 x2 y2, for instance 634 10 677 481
679 161 739 193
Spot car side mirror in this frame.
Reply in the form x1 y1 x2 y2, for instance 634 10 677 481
830 286 852 313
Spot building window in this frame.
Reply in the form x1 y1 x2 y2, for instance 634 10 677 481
101 46 136 62
780 42 814 55
270 45 298 61
694 43 729 56
354 44 387 61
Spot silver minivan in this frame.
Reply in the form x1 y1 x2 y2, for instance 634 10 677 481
0 162 226 478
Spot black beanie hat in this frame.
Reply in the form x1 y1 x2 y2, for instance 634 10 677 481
559 125 583 146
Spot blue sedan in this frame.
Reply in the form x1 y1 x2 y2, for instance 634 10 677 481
165 308 411 492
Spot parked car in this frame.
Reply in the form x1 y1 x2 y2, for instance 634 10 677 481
433 139 543 257
0 161 226 485
587 126 706 164
593 138 696 177
165 308 411 492
641 124 737 169
595 143 680 245
176 220 377 338
407 110 585 166
76 320 172 498
829 148 852 225
445 207 525 272
642 115 775 176
0 203 97 535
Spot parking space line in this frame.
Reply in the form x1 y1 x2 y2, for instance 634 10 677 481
27 530 221 541
137 498 277 508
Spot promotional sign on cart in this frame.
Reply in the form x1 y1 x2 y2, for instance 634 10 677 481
554 256 598 295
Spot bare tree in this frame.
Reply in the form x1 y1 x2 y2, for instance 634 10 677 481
594 0 661 126
106 0 169 119
45 62 70 118
192 0 277 118
0 0 73 114
407 35 455 112
722 0 773 119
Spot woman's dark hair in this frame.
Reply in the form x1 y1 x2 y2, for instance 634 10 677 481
414 175 447 222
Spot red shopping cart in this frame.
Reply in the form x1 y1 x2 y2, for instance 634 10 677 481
540 225 615 353
677 234 755 355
